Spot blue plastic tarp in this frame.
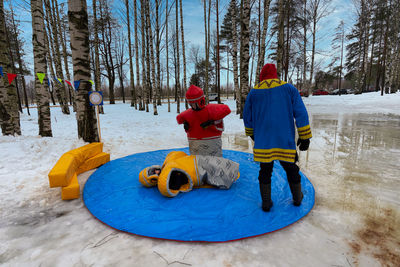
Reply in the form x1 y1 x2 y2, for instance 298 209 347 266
83 148 315 242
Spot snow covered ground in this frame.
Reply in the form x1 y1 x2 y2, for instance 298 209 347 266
1 91 399 267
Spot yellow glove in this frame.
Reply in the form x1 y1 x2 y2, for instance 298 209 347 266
139 165 162 187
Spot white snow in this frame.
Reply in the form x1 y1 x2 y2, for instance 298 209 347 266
1 91 399 266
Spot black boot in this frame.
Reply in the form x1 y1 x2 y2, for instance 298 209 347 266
289 182 303 206
259 183 273 212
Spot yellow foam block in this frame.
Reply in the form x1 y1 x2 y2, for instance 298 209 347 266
67 142 103 166
48 153 79 188
61 173 80 200
77 152 110 174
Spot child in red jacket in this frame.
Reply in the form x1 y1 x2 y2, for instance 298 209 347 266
176 85 231 156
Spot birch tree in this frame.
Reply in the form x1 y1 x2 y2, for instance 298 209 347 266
134 0 143 110
31 0 53 136
0 0 21 135
179 0 188 108
68 0 98 142
239 0 251 117
6 3 30 115
44 0 70 114
140 0 148 112
125 0 136 108
166 0 170 112
175 0 181 113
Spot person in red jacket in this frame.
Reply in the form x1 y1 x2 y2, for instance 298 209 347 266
176 85 231 156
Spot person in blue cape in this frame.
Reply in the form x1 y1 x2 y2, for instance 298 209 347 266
243 63 312 212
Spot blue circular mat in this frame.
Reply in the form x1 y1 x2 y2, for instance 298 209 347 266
83 148 315 242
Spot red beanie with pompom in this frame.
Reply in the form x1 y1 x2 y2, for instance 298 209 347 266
259 63 278 82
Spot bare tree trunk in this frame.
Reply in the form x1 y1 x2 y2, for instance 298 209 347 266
156 0 162 106
203 0 210 101
256 0 271 78
302 0 308 93
179 0 188 109
134 0 142 110
43 7 59 104
45 0 70 114
30 0 50 136
339 21 344 90
230 0 240 114
9 4 30 114
216 0 221 103
0 0 21 135
166 0 170 112
239 0 251 118
140 0 148 111
126 0 136 108
145 0 158 115
284 0 291 81
68 0 98 142
176 0 181 113
57 0 74 106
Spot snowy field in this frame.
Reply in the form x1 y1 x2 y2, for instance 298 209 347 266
1 91 399 267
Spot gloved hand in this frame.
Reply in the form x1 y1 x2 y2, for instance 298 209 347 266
200 120 215 129
184 121 190 132
297 138 310 151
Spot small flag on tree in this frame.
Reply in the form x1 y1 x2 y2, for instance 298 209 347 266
37 73 46 84
65 80 74 90
7 73 17 85
53 76 62 84
74 80 81 91
0 66 3 77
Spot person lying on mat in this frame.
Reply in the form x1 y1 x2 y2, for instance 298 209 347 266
139 151 240 197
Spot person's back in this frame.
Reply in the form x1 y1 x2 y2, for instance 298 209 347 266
243 63 311 212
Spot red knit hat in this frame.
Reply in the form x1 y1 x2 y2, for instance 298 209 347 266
259 63 278 82
186 85 206 109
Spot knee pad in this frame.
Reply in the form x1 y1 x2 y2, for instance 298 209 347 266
139 165 162 187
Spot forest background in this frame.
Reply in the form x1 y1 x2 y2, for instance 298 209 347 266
0 0 399 142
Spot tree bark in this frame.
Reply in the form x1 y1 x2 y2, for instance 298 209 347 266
166 0 170 112
176 0 181 113
179 0 188 109
30 0 51 136
45 0 70 114
140 0 148 111
239 0 251 118
68 0 98 142
134 0 142 110
0 0 21 135
125 0 136 108
145 0 158 115
230 0 240 114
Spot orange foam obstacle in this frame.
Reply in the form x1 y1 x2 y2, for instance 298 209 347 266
48 142 110 200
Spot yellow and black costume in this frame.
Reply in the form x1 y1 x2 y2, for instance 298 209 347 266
139 151 240 197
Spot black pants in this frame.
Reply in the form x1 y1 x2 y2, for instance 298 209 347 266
258 161 301 185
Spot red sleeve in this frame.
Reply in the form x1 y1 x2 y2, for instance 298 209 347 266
207 104 231 120
176 111 186 124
